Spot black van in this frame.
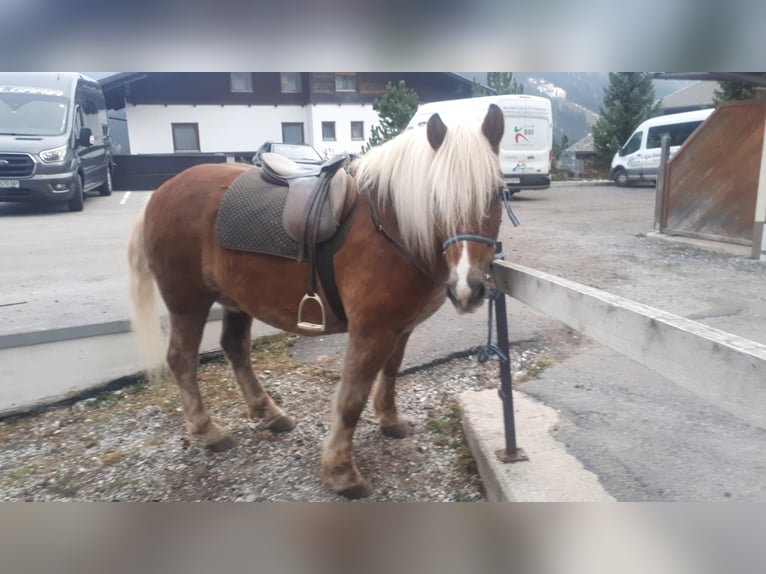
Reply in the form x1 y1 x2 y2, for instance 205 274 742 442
0 72 113 211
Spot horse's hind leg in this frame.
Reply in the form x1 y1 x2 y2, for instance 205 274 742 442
373 331 414 438
220 309 294 433
322 329 400 498
167 307 236 452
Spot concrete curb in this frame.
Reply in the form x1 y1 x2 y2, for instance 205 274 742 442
0 308 225 350
646 231 754 257
459 389 614 502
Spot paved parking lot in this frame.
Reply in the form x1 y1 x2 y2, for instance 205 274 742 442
0 191 150 335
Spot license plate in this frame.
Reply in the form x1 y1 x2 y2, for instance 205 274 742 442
506 177 521 184
0 179 19 188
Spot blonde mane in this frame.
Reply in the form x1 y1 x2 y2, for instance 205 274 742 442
353 120 503 263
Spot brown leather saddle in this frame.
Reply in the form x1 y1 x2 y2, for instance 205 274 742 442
260 152 356 262
259 152 357 332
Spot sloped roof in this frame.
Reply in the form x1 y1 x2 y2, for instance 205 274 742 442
566 133 594 154
659 81 716 109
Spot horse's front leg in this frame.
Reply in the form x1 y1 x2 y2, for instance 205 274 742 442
322 329 400 499
372 330 414 438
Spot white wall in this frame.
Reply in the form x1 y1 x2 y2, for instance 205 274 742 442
309 104 381 156
124 103 380 155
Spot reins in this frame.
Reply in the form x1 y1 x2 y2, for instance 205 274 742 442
364 191 448 287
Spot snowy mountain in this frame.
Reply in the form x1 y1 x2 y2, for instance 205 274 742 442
460 72 696 143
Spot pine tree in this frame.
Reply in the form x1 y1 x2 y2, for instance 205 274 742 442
487 72 524 95
713 74 766 104
364 81 419 151
592 73 656 168
471 79 490 97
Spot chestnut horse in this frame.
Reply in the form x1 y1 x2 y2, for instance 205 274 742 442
128 104 505 498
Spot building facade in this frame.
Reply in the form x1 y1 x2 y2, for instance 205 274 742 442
101 72 475 157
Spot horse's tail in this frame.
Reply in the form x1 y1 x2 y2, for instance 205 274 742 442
128 211 167 378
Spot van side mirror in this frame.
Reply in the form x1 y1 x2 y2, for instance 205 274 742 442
78 127 94 147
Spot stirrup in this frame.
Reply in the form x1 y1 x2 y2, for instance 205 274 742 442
297 293 326 332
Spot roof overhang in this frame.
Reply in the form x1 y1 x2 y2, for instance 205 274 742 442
652 72 766 87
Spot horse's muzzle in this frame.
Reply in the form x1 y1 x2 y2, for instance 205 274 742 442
446 274 486 314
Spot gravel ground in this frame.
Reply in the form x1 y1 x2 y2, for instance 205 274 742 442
0 334 564 501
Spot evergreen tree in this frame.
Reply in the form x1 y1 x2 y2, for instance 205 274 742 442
487 72 524 95
714 74 766 104
592 73 656 167
364 81 419 151
471 78 490 97
552 133 569 162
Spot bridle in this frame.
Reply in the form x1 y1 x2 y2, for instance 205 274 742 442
364 190 512 288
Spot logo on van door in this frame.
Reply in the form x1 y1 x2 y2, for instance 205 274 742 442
514 126 534 143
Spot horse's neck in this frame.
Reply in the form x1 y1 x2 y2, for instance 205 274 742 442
371 197 449 285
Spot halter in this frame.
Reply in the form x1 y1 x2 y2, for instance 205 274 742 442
364 192 505 288
442 233 496 251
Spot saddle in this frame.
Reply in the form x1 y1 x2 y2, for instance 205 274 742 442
259 152 357 332
260 152 356 262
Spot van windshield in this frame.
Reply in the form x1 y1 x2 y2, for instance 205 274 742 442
0 86 70 136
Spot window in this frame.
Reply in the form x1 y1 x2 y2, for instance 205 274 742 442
622 131 642 155
281 122 304 144
172 123 200 152
350 121 364 140
322 121 336 141
647 121 703 149
230 72 253 93
281 73 302 93
335 74 357 92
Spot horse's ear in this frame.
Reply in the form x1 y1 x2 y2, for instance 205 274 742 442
482 104 504 152
427 113 448 150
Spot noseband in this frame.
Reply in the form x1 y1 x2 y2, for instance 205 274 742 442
442 233 496 251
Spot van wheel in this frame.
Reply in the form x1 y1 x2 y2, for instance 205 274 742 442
68 177 84 212
98 168 113 196
613 169 629 187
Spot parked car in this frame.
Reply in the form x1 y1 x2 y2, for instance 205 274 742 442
610 108 714 186
0 72 113 212
252 141 325 168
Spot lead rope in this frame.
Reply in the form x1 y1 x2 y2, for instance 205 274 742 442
477 191 520 364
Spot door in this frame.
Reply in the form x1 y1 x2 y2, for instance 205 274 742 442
620 131 644 178
75 82 109 190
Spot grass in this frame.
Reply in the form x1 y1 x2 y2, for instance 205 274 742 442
426 402 479 476
516 358 553 383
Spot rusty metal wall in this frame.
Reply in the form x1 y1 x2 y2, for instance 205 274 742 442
662 100 766 245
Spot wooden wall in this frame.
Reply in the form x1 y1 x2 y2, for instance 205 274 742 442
661 100 766 245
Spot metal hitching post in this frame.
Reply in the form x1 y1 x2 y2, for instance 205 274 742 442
493 241 528 463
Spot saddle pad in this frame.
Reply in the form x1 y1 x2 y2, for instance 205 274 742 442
216 167 355 260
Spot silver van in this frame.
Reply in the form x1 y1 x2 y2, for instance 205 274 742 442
0 72 112 211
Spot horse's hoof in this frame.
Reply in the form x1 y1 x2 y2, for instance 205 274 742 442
264 414 295 433
380 420 414 439
204 433 238 452
337 480 373 499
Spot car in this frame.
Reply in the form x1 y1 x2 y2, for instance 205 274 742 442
0 72 113 212
252 141 325 168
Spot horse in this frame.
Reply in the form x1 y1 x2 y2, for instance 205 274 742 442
127 103 506 498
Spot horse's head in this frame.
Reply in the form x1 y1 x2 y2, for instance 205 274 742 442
429 104 505 314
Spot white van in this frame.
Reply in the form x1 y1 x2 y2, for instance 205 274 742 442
406 94 553 195
610 108 714 186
